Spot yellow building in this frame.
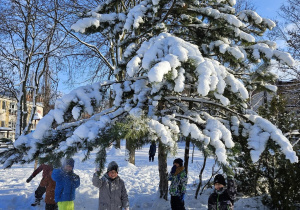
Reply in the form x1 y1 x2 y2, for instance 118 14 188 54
0 93 43 140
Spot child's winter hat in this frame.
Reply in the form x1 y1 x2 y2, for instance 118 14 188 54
214 174 226 186
107 161 119 173
64 158 75 168
173 158 183 167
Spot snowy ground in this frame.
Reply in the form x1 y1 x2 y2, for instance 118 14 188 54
0 141 268 210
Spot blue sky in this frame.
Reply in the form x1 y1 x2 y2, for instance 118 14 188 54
252 0 285 19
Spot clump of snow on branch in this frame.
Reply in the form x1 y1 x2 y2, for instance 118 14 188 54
247 124 270 163
148 61 172 82
126 33 250 105
180 120 208 144
231 116 240 136
249 44 295 66
72 106 82 120
124 1 149 31
265 84 277 92
148 119 174 147
174 68 185 92
71 18 100 33
12 83 105 155
113 83 123 106
58 115 111 153
225 74 249 99
246 115 298 163
162 115 180 134
237 10 275 29
197 7 244 28
203 118 235 164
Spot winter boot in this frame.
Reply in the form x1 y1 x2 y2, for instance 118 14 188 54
31 198 42 206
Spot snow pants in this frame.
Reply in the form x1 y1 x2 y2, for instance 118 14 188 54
35 185 46 200
57 201 74 210
171 196 185 210
46 203 58 210
149 155 154 162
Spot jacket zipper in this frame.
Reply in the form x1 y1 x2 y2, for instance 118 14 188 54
217 194 219 210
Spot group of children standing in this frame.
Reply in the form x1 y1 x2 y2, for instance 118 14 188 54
27 157 236 210
27 159 129 210
168 158 237 210
26 158 80 210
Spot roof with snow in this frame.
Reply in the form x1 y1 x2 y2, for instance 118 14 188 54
0 127 13 132
33 112 43 120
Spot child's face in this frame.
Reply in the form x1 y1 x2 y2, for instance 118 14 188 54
108 170 118 179
64 165 73 172
214 183 224 190
173 163 180 168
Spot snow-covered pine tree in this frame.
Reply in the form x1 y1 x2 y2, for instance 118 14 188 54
256 95 300 209
1 0 298 200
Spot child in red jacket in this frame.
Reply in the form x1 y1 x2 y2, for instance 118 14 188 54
26 164 53 206
40 170 57 210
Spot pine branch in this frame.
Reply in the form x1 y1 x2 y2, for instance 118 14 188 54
165 96 248 120
160 0 177 23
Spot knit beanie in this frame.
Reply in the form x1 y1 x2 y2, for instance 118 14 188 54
107 161 119 173
214 174 226 186
64 158 75 168
173 158 183 167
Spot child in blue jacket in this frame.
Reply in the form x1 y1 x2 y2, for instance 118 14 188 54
52 158 80 210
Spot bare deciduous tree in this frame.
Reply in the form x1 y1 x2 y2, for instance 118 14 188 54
0 0 74 138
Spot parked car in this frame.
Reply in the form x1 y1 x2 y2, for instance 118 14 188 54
0 138 13 148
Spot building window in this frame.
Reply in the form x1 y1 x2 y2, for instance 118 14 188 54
1 121 5 127
10 103 15 109
2 101 6 110
9 121 15 129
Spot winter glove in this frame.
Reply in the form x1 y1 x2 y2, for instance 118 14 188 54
26 175 34 183
95 167 102 176
100 175 108 182
170 165 177 174
179 193 185 202
72 174 79 181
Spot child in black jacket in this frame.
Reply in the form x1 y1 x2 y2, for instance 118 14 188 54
208 174 237 210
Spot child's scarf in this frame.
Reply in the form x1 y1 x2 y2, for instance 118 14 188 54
174 166 185 176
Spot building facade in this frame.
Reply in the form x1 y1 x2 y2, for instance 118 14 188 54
0 94 43 140
250 79 300 114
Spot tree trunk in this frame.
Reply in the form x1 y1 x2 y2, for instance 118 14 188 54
15 93 23 139
126 139 135 165
43 65 52 116
195 153 207 199
184 136 190 174
115 139 121 149
191 143 195 163
34 158 38 170
184 90 193 174
254 160 261 196
158 138 168 200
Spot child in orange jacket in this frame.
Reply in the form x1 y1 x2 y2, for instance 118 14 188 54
40 170 57 210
